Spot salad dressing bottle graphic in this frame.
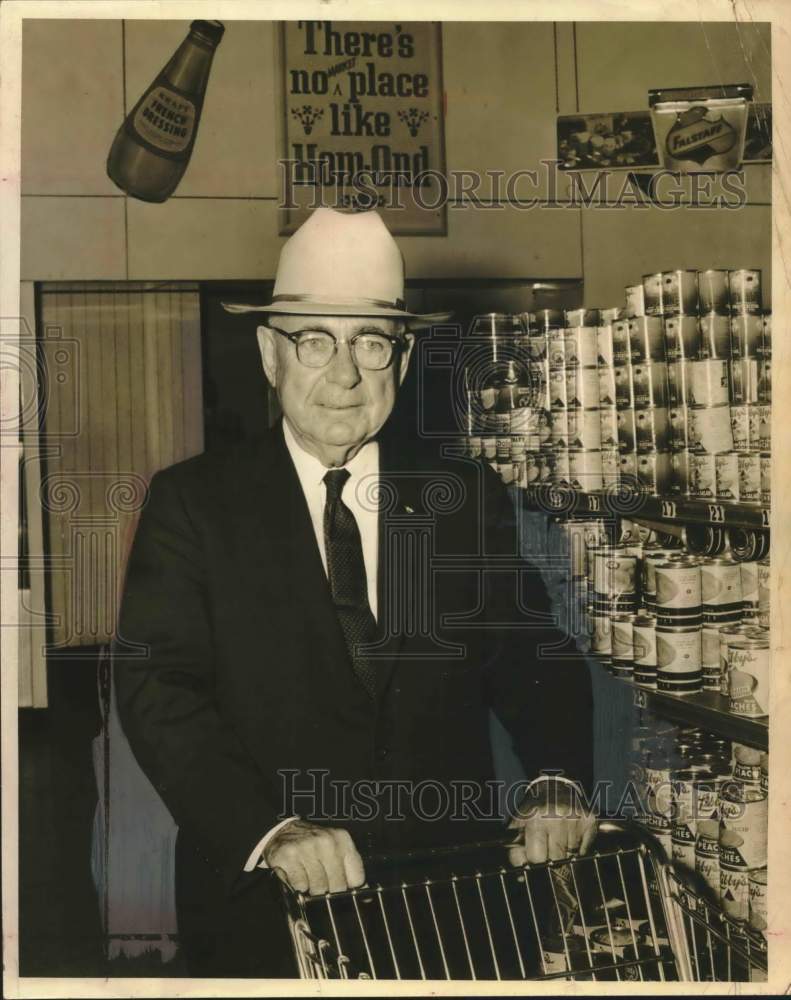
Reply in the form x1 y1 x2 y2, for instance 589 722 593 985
107 20 225 202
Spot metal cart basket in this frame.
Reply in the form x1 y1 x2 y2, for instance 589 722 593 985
279 821 767 981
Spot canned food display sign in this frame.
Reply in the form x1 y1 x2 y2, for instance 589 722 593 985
279 21 446 233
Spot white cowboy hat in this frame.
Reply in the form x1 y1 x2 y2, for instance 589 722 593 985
221 207 451 328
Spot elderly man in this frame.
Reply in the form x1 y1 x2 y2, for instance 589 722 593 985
115 207 595 978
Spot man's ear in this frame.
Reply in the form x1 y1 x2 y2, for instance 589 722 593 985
256 326 278 386
397 332 416 386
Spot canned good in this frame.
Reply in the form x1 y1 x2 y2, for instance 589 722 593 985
720 786 768 869
568 407 602 449
590 612 612 656
698 270 730 314
698 312 731 358
548 369 567 409
662 270 699 316
733 744 763 789
729 357 759 406
759 451 772 507
718 624 753 696
629 315 666 362
565 366 600 408
695 819 721 898
599 406 618 448
715 451 739 501
612 319 631 364
719 834 749 921
593 548 637 599
568 448 603 491
537 409 552 445
598 365 617 407
689 451 717 499
633 615 657 687
596 325 615 367
637 451 672 495
728 269 762 315
740 561 759 607
550 407 569 447
616 408 637 453
668 406 689 449
728 638 770 717
551 447 571 486
688 404 734 453
482 437 497 461
669 450 692 497
671 769 709 870
610 613 636 677
642 272 666 317
534 308 564 333
666 361 691 407
728 527 767 562
737 451 761 504
601 447 620 488
757 557 770 618
748 867 767 935
565 308 599 329
619 450 638 484
760 755 768 797
564 326 598 367
757 358 771 404
496 436 512 462
700 557 742 613
600 307 624 325
548 328 566 369
757 403 770 450
536 452 553 482
689 359 730 407
632 361 668 408
526 331 548 361
490 410 511 436
683 523 728 557
656 625 702 694
729 403 749 451
614 365 633 408
625 283 645 318
635 408 670 451
664 314 701 362
729 312 763 359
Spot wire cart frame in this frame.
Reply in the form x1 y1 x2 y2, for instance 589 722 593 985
279 821 768 982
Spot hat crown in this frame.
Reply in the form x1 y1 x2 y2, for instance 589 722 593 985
274 208 405 309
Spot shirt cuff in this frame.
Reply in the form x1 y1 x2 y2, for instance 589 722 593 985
523 775 585 798
243 816 300 873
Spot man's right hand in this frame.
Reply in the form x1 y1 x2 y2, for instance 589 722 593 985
264 819 365 895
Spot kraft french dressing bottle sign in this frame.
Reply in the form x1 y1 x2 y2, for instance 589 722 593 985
132 87 197 156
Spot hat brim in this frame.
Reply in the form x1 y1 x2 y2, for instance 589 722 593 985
221 300 452 329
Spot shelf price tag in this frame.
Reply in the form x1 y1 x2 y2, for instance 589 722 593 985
633 688 648 709
660 500 677 519
587 494 601 512
708 504 725 524
762 509 770 528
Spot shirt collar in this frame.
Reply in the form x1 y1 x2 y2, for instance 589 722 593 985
282 418 379 493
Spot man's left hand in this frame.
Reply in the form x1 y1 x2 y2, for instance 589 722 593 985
507 778 597 866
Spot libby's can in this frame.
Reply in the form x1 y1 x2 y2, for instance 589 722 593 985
730 404 749 451
568 449 603 491
642 272 665 316
719 834 749 921
719 624 753 696
662 269 699 316
601 447 620 488
698 269 730 314
635 408 670 451
671 768 710 871
568 407 602 449
656 625 702 694
688 404 734 453
625 283 645 318
698 312 731 358
637 451 671 495
760 452 771 506
666 360 691 407
760 754 768 797
566 366 600 408
598 364 617 406
689 451 717 499
616 408 637 452
695 819 721 898
689 359 730 407
719 786 768 869
663 314 701 361
655 561 702 625
614 365 633 408
715 451 739 501
748 867 768 935
737 451 761 504
564 325 598 367
629 315 666 362
728 269 762 315
757 403 770 450
632 361 668 408
670 449 692 496
596 324 615 367
728 638 770 718
599 406 618 448
734 744 763 790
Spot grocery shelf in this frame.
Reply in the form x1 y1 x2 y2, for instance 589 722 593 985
519 484 770 531
618 677 768 750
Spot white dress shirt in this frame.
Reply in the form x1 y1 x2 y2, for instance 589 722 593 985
243 420 380 873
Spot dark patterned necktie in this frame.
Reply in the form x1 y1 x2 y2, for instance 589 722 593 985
323 468 377 696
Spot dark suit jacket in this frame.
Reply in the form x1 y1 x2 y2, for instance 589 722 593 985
115 421 593 972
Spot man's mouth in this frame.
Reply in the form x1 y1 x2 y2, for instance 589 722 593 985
319 402 362 410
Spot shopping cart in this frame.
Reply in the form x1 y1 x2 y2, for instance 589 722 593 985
279 820 768 981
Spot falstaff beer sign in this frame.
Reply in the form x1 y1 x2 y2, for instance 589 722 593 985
278 21 446 234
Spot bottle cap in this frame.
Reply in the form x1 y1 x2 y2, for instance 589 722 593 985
191 20 225 45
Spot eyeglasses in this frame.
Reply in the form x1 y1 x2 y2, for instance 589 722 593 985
267 324 405 371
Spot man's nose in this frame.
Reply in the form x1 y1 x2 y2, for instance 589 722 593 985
325 340 361 387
